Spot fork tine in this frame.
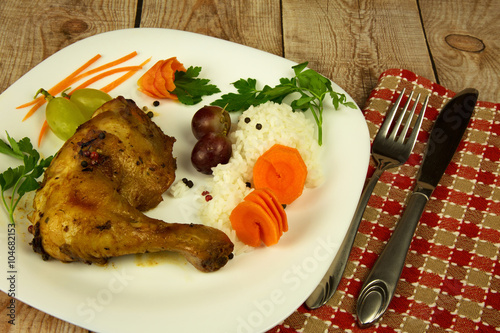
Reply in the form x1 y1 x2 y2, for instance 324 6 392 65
388 91 414 141
404 94 429 148
378 88 406 138
397 93 421 143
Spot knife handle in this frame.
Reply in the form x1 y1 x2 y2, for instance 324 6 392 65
355 190 429 327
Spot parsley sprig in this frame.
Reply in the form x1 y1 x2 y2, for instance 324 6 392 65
172 66 220 105
0 132 53 225
211 62 357 145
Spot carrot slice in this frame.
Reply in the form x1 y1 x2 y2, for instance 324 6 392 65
255 188 288 233
262 188 288 232
153 61 173 98
244 190 282 235
137 57 187 99
253 144 308 205
160 57 186 92
137 60 165 98
230 200 280 247
100 57 151 93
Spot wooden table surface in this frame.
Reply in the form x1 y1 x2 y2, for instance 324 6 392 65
0 0 498 332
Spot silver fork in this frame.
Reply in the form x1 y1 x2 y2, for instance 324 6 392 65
305 88 429 309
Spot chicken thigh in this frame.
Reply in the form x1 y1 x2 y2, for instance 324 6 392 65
30 97 233 272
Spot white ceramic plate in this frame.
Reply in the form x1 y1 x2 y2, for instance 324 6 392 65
0 28 369 333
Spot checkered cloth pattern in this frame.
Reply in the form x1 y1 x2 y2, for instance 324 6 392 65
268 69 500 333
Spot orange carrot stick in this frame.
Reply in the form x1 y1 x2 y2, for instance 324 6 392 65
100 57 151 93
71 51 138 82
19 53 136 112
19 54 103 121
16 96 45 109
37 120 49 147
68 66 143 93
46 54 102 96
17 54 102 110
18 52 145 146
22 98 47 121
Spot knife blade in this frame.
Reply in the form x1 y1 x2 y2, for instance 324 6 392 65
355 88 478 327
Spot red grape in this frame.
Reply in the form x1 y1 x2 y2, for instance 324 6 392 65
191 106 231 140
191 133 232 174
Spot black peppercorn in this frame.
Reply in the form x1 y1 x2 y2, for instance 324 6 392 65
182 178 194 188
256 123 262 130
244 117 251 123
153 100 160 107
81 161 88 167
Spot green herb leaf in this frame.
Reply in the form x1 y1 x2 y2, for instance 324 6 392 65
212 78 265 111
211 62 357 145
17 176 40 197
0 133 53 225
172 66 220 105
292 62 308 75
0 132 24 160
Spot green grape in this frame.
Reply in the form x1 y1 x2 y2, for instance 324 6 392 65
69 88 112 119
45 97 87 141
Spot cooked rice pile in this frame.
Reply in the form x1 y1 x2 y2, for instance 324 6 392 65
199 101 324 253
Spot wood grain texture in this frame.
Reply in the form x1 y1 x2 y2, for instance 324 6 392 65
1 297 89 333
139 0 283 56
282 0 435 106
0 0 137 94
420 0 500 102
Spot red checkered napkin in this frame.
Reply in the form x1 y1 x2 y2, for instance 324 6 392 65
269 69 500 333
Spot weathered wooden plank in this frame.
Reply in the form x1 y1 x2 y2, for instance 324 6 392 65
139 0 283 56
0 0 138 94
1 297 89 333
420 0 500 102
281 0 435 106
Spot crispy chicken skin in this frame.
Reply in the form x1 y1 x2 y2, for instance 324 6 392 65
30 97 233 272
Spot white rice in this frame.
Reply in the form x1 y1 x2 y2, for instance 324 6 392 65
199 101 324 254
168 180 190 198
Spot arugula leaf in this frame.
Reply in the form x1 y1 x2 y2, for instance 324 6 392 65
172 66 220 105
211 62 357 145
0 133 53 225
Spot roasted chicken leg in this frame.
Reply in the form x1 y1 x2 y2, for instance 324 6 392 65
30 97 233 272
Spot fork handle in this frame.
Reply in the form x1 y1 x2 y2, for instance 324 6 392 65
355 190 429 327
305 166 385 309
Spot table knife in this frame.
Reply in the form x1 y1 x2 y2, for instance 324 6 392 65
355 88 478 327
